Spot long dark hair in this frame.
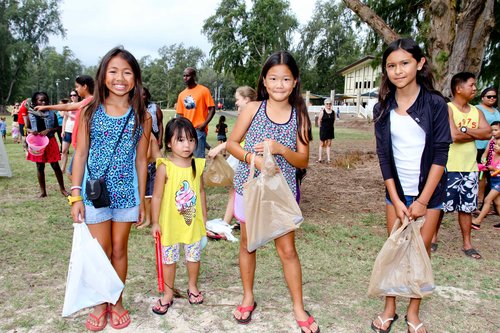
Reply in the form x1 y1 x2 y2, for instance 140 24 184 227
257 51 312 145
163 117 198 178
75 75 94 95
84 47 145 134
379 38 442 111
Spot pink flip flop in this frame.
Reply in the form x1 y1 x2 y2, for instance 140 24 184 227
109 308 131 330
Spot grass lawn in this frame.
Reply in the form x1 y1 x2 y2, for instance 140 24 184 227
0 113 498 332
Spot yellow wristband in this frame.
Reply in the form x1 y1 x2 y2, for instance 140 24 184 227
67 195 83 205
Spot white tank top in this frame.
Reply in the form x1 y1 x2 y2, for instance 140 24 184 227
390 110 426 196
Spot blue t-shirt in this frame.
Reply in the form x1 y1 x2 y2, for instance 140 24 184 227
82 105 143 208
476 105 500 149
0 121 6 132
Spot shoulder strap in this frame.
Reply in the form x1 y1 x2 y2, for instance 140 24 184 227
87 109 133 179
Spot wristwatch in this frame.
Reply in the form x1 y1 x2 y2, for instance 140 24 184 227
67 195 83 205
460 126 468 133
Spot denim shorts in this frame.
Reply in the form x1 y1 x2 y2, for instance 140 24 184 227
85 204 139 224
63 132 72 143
490 176 500 191
386 195 443 210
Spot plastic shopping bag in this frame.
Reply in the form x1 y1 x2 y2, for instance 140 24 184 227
243 142 303 252
204 154 235 187
62 223 124 317
368 217 434 298
226 154 240 172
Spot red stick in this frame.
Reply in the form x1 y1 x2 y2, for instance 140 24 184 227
155 232 164 292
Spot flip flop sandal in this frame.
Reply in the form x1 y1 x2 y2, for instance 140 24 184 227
85 307 108 332
234 301 257 324
187 289 204 305
405 315 426 333
109 308 131 330
371 313 399 333
297 310 320 333
152 298 174 315
430 243 438 252
462 248 482 259
471 223 481 230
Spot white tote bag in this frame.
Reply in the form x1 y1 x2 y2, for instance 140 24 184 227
62 223 124 317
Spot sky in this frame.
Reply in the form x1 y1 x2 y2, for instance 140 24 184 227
49 0 316 66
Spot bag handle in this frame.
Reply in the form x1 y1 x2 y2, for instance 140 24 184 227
390 216 410 235
247 150 256 181
247 141 274 181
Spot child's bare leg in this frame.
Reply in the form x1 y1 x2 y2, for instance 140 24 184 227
275 232 319 333
186 261 203 302
36 162 47 197
50 162 68 196
403 209 440 332
234 224 257 321
473 189 499 225
87 221 113 327
223 189 235 224
138 198 152 229
109 222 133 326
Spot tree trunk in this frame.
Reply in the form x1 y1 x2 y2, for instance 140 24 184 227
427 0 456 88
344 0 493 98
464 0 495 73
341 0 399 44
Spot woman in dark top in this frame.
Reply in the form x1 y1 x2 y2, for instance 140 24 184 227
317 98 335 163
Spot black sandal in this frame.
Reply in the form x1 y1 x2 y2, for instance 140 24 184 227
152 298 173 315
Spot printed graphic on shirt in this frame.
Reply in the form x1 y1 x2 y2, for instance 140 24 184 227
183 95 196 110
175 180 197 225
458 116 477 128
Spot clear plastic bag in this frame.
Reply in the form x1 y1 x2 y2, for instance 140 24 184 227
243 142 303 252
62 223 124 317
368 217 434 298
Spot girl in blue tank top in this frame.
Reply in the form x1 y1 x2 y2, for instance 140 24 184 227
69 47 151 331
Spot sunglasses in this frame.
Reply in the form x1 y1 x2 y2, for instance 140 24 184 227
485 95 497 99
70 94 78 97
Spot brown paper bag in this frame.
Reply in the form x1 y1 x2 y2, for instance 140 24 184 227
243 142 303 252
203 154 235 187
368 216 434 298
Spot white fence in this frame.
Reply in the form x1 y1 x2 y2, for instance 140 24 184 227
308 105 369 119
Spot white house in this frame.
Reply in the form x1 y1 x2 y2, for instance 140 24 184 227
339 56 381 106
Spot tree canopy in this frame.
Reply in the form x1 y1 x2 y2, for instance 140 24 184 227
296 0 362 95
202 0 298 87
0 0 65 108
